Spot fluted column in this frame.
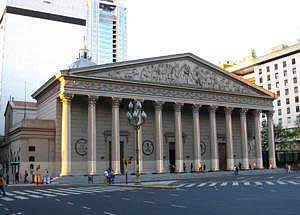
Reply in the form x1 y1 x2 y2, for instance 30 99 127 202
254 110 263 169
137 127 143 173
155 101 164 173
267 111 277 168
174 103 184 173
240 108 249 170
192 104 201 172
112 98 121 174
225 107 234 170
209 105 219 171
60 94 73 176
88 96 98 175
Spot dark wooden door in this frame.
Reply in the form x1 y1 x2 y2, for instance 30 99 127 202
169 142 175 166
218 143 227 170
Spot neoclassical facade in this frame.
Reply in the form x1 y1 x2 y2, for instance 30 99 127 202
30 53 277 176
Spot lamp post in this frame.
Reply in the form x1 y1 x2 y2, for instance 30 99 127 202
126 100 147 184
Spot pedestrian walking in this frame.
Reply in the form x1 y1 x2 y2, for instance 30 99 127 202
24 170 29 183
234 165 239 176
287 164 291 173
0 174 6 196
104 169 109 184
183 163 186 173
15 172 19 184
190 163 193 173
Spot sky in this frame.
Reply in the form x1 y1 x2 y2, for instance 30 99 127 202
127 0 300 64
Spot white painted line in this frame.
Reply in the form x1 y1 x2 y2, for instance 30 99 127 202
185 183 196 188
220 182 228 186
50 189 81 195
254 182 263 186
232 182 239 186
287 181 299 185
11 191 28 195
55 199 61 202
67 202 74 205
265 181 275 185
4 207 9 211
83 206 91 210
0 197 15 201
208 183 217 187
176 184 186 188
276 181 287 185
14 196 29 200
37 189 68 196
268 176 274 179
104 212 117 215
197 183 207 187
41 193 56 197
121 198 130 201
171 204 186 209
144 201 155 204
27 194 43 199
244 182 250 186
5 192 15 196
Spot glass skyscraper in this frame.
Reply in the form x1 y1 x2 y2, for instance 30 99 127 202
86 0 127 64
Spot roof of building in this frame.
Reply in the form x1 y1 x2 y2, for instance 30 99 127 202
4 100 37 117
69 58 97 69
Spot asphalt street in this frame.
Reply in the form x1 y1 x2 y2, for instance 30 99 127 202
0 172 300 215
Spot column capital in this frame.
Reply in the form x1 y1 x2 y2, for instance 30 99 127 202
192 104 202 113
267 110 275 118
60 93 73 103
225 107 234 115
254 109 262 116
154 101 165 111
112 97 122 108
174 102 184 112
239 108 248 116
208 105 218 112
88 95 98 105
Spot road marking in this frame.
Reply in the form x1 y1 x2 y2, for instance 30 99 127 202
5 192 16 196
11 191 28 195
67 202 74 205
268 176 274 179
4 207 9 211
232 182 239 186
208 183 217 187
0 197 15 201
121 198 130 201
244 182 250 186
37 189 68 196
14 196 29 200
171 204 186 209
197 183 207 187
83 206 91 210
0 203 2 206
55 199 61 202
287 181 299 185
276 181 287 185
185 183 196 188
144 201 155 204
254 182 263 186
220 182 227 186
27 194 43 199
265 181 275 185
104 212 117 215
176 184 186 188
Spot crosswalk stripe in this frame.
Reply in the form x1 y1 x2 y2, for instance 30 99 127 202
208 183 217 187
232 182 239 186
27 194 43 199
276 181 286 185
24 190 56 197
185 184 196 188
38 189 69 196
0 197 14 201
60 188 92 194
12 191 28 195
14 196 29 200
265 181 275 185
48 189 81 195
244 182 250 186
197 183 207 187
176 184 186 188
254 182 263 185
220 182 227 186
287 181 299 185
5 192 16 196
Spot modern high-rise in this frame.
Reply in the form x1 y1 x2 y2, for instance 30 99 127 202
86 0 127 64
0 0 87 135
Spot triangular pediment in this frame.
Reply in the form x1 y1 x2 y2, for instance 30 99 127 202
68 53 273 97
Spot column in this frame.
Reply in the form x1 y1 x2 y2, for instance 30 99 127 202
155 101 164 173
174 103 184 173
267 111 277 168
209 105 219 171
60 94 73 176
254 110 263 169
137 127 143 173
225 107 234 170
88 95 98 175
192 104 201 172
240 108 249 170
112 98 121 174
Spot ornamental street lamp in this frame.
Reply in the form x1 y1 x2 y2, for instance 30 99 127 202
126 100 147 184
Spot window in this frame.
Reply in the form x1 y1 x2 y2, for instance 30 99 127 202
266 66 270 72
283 61 287 68
278 109 282 115
268 84 271 90
292 58 296 65
287 107 291 114
274 64 278 70
286 98 290 105
284 70 287 77
28 146 35 152
285 89 289 95
294 77 297 84
259 77 263 83
284 79 288 86
277 100 281 106
275 73 278 79
287 117 291 123
296 106 300 113
29 156 35 162
267 75 270 81
295 96 299 103
276 82 279 88
259 68 262 75
278 118 282 124
277 90 280 96
295 86 299 93
292 67 296 74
